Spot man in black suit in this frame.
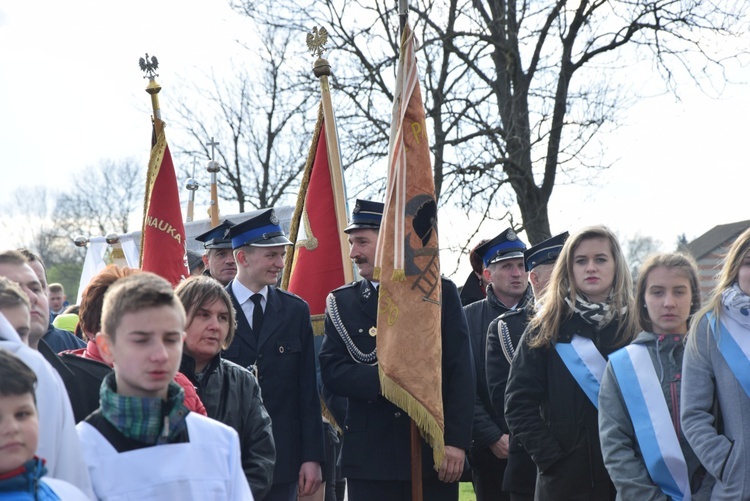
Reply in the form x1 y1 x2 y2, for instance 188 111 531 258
319 199 474 501
224 209 325 501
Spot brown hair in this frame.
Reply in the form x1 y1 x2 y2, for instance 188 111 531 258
78 265 138 339
175 276 237 349
0 349 37 402
48 283 64 294
0 277 31 311
635 253 701 334
0 250 27 267
469 239 490 274
101 273 185 341
528 225 635 348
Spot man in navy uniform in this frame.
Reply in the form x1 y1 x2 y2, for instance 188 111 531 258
194 219 237 286
319 199 474 501
486 232 568 501
224 209 325 501
463 229 532 501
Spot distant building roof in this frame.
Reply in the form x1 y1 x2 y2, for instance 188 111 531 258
686 220 750 260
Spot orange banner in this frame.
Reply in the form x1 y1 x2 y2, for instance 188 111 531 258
374 24 444 469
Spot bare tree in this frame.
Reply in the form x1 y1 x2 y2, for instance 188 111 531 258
53 158 143 238
1 186 81 267
625 233 663 281
171 26 316 213
232 0 747 243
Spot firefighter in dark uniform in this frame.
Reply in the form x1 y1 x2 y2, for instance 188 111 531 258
485 231 568 501
223 209 325 501
319 199 475 501
463 229 532 501
194 219 237 286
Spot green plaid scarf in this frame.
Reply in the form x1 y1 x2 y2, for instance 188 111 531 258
99 372 190 445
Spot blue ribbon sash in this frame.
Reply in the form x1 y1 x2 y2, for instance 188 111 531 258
555 334 606 408
609 345 691 501
708 312 750 399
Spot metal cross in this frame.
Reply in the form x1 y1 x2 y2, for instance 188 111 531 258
206 137 220 161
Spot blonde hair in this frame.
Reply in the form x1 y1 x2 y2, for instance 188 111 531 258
689 226 750 341
635 253 700 333
528 225 635 348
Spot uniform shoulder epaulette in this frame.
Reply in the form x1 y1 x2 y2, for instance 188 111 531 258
497 308 525 321
331 281 359 294
276 287 306 302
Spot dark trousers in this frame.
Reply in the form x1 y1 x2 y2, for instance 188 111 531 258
265 481 297 501
348 478 458 501
471 447 510 501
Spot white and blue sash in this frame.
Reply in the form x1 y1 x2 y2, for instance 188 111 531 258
708 312 750 399
555 334 607 408
609 345 691 501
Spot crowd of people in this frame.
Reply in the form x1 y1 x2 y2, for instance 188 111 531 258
1 201 749 501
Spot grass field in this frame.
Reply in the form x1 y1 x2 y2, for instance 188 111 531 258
459 482 476 501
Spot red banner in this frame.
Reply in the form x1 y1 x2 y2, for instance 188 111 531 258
140 121 188 285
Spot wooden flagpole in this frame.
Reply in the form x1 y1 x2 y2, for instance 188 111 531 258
312 29 354 285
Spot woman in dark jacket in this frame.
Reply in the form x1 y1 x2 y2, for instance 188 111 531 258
504 226 635 501
176 276 276 500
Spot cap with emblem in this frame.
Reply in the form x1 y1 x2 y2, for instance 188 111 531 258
475 228 527 268
344 199 384 234
195 219 235 249
227 209 292 248
524 231 569 272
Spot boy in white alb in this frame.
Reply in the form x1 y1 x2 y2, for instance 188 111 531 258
76 272 253 500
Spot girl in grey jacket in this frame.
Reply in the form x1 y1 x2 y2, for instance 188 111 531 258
599 253 711 500
682 227 750 500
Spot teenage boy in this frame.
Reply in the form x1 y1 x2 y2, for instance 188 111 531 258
0 349 88 499
76 272 253 500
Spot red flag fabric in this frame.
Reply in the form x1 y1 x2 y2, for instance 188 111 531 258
287 108 350 334
140 119 189 285
374 23 445 469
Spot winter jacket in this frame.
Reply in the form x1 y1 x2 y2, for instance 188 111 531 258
464 285 532 454
599 331 712 500
682 314 750 500
486 308 537 495
505 313 621 501
180 353 275 500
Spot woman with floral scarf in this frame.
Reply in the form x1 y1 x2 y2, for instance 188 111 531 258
504 226 635 501
682 226 750 500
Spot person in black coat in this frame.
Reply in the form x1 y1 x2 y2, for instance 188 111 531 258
223 209 325 501
486 232 567 501
176 276 276 500
463 229 531 501
504 226 635 501
319 199 475 501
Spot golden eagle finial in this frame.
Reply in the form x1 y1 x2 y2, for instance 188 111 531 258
306 27 329 59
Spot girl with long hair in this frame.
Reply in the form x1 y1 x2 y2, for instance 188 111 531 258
504 226 635 500
599 253 711 500
681 226 750 499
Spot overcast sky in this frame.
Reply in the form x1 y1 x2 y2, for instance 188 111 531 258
1 0 749 280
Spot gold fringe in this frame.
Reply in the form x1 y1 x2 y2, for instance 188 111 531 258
373 267 381 281
281 103 324 290
379 369 445 470
139 123 167 266
391 269 406 281
320 398 341 434
311 314 325 336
